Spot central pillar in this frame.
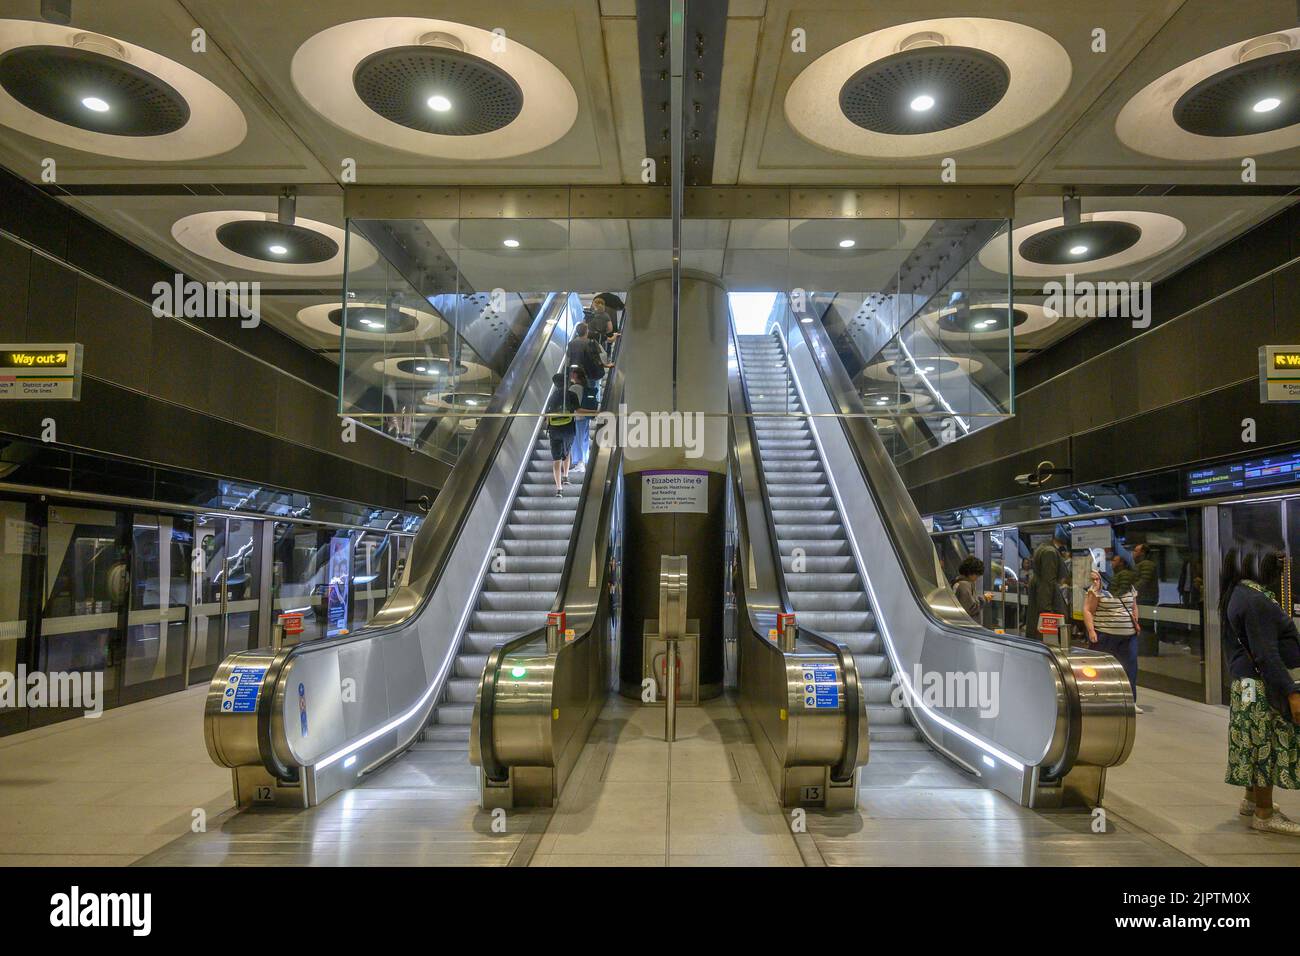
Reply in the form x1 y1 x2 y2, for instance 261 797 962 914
616 271 729 699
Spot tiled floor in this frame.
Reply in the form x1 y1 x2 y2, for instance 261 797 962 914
5 684 1300 866
0 686 232 866
529 695 803 867
1103 689 1300 867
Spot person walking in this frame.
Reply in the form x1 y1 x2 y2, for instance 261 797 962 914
1083 567 1142 711
544 370 581 496
1220 545 1300 835
1025 528 1069 641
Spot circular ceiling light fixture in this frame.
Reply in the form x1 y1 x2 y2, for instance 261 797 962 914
839 45 1010 135
785 18 1071 159
0 21 246 159
172 210 372 276
298 300 442 341
863 354 984 384
291 17 577 159
1117 29 1300 159
1172 48 1299 137
215 219 339 265
1018 220 1143 265
838 238 856 248
372 354 491 385
981 210 1185 278
0 43 190 136
502 237 520 248
936 305 1030 335
353 45 523 136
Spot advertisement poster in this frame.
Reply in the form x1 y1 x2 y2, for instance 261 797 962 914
326 535 353 638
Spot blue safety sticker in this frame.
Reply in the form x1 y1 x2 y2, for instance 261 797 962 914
222 667 267 713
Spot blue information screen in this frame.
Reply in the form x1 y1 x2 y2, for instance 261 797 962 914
1187 450 1300 498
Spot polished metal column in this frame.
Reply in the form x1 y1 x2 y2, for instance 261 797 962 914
618 272 729 698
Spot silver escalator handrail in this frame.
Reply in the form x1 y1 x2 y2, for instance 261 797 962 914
475 338 626 783
789 310 1119 783
239 291 574 782
727 322 864 784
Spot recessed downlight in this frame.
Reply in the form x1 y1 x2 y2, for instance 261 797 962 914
268 244 288 256
1069 244 1089 256
910 94 935 112
352 45 522 136
502 238 520 248
1253 96 1282 113
426 94 451 112
838 238 856 248
80 95 109 112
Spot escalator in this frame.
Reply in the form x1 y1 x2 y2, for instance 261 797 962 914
736 333 918 746
731 307 1137 809
426 433 581 744
203 292 615 811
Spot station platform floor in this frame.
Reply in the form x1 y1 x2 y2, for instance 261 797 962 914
2 684 1299 867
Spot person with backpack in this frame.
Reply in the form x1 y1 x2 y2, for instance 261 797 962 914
566 322 606 384
544 369 582 496
1220 545 1300 835
588 292 623 350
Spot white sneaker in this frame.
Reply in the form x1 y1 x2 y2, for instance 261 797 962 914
1251 812 1300 836
1133 705 1144 714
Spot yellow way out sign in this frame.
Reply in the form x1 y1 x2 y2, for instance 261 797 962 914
0 344 83 400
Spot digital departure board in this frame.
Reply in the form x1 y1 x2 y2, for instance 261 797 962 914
1187 450 1300 497
0 343 82 400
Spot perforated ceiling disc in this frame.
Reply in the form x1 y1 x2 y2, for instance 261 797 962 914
839 45 1010 135
215 220 339 265
938 306 1028 334
1018 221 1142 265
352 45 523 135
329 306 418 335
396 357 470 377
1173 50 1300 137
0 44 190 136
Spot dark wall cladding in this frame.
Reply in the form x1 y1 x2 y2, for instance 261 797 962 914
0 166 451 511
0 165 336 393
1016 204 1299 393
903 206 1300 517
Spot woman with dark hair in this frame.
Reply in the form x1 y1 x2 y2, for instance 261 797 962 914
952 556 992 623
1221 544 1300 835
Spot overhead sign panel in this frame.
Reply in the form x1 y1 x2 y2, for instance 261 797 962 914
1259 345 1300 403
0 343 82 400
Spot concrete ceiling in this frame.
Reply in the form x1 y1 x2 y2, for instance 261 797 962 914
0 0 1295 363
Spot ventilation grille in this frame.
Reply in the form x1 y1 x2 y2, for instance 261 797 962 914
353 46 523 136
1173 50 1300 137
839 46 1010 135
0 45 189 136
1018 221 1143 266
215 221 339 265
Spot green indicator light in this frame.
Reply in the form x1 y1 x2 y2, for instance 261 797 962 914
510 666 528 679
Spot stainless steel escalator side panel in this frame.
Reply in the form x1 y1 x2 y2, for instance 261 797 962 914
472 346 626 809
204 293 577 807
727 340 866 810
778 312 1134 806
